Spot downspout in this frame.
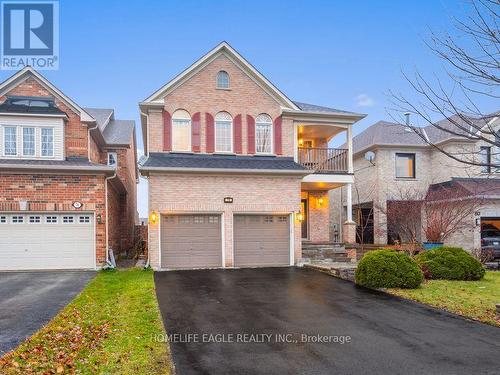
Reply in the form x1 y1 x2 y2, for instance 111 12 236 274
104 168 117 269
140 109 151 268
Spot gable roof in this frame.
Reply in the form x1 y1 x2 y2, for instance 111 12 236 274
352 111 499 155
83 107 135 146
292 101 363 117
0 66 94 122
352 120 427 154
427 177 500 199
141 41 299 110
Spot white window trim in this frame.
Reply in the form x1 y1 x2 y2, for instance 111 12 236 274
62 215 75 224
216 71 230 89
171 113 192 152
11 215 24 224
215 113 233 153
28 215 41 223
3 125 18 156
40 127 55 158
45 215 58 224
79 215 91 224
22 126 36 157
107 152 118 167
255 115 274 155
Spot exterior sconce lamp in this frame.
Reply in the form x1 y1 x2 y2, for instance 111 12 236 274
298 138 304 146
149 211 158 225
318 197 324 207
96 214 102 224
296 212 304 222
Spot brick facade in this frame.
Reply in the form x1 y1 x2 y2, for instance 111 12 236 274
148 54 294 157
0 72 137 267
148 174 302 269
0 174 107 263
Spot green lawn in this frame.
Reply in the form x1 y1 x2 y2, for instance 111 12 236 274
388 271 500 327
0 269 173 374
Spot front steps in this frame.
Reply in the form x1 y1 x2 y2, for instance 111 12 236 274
301 242 350 262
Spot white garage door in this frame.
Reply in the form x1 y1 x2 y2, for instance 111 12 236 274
0 213 95 270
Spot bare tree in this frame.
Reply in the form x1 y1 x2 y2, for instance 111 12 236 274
424 184 483 242
390 0 500 168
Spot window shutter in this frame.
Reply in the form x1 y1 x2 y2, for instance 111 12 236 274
274 115 282 155
247 115 255 154
206 113 215 153
234 114 242 154
163 110 172 151
192 112 201 152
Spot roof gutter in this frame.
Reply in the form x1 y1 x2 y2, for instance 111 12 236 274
139 166 310 176
0 164 115 174
281 109 366 122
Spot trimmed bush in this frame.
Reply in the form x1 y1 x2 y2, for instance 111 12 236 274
355 249 424 289
415 246 485 280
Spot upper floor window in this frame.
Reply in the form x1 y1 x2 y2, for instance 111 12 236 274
3 126 17 155
216 71 230 89
22 127 35 156
172 110 191 152
41 128 54 157
107 152 117 167
255 114 273 154
215 112 232 152
480 146 492 173
395 153 416 178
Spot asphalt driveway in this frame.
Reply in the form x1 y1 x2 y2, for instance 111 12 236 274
0 271 95 355
155 267 500 375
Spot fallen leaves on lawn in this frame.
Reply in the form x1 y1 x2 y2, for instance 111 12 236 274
0 307 111 374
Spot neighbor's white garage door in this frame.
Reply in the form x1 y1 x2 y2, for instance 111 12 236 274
0 213 95 270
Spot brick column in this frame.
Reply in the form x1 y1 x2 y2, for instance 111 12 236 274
343 221 356 244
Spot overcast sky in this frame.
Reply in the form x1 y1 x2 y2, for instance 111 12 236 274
1 0 496 217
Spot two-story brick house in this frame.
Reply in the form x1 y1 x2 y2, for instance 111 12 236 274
0 67 138 270
139 42 365 270
330 113 500 252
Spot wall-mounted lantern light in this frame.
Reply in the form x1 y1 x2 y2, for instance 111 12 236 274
96 214 102 224
149 211 158 225
298 138 304 146
296 212 304 222
317 197 324 207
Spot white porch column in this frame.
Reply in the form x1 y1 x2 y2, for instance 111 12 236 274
343 183 356 244
347 125 353 173
346 183 353 222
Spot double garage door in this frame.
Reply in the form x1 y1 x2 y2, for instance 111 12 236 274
0 212 95 270
160 214 291 269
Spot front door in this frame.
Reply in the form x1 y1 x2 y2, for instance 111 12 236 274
301 199 308 239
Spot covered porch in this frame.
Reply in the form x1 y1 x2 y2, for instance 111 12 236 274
286 115 357 246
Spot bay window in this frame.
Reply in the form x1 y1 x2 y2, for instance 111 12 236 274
22 127 35 156
41 128 54 157
255 114 273 154
4 126 17 155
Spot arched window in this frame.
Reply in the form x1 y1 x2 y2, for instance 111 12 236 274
216 71 230 89
172 109 191 151
255 114 273 154
215 112 233 152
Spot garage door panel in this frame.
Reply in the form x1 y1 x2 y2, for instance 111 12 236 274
0 213 94 270
161 214 222 269
234 214 290 268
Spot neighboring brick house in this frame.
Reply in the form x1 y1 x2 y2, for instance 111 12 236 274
0 67 138 270
330 113 500 252
139 42 365 270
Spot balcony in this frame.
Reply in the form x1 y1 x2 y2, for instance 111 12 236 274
298 147 348 174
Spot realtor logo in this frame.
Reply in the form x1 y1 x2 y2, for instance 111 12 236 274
1 1 59 70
